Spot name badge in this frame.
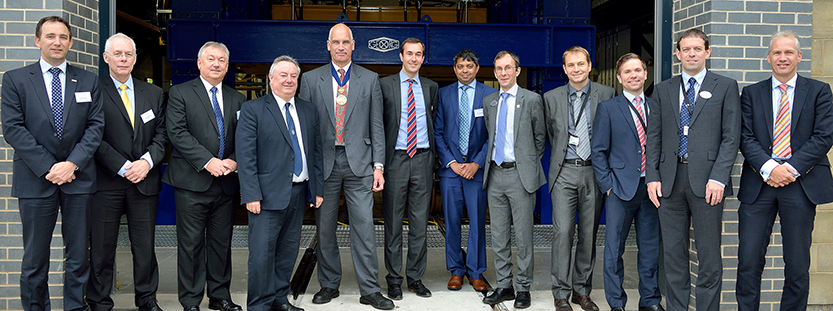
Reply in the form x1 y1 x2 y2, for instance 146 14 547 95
474 108 484 118
683 125 689 136
140 109 155 123
236 110 241 120
75 92 91 103
569 135 580 146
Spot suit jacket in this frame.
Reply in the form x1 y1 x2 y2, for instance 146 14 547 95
482 86 547 193
380 73 439 166
162 77 244 194
434 82 498 181
237 94 324 210
1 63 104 198
738 75 833 205
94 76 168 196
543 81 616 193
299 63 385 178
646 71 741 197
591 93 651 201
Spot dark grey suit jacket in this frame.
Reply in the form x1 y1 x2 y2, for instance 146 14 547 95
543 81 615 193
379 73 439 166
2 63 104 198
162 78 245 195
299 63 385 178
646 71 741 197
95 76 168 196
482 86 547 193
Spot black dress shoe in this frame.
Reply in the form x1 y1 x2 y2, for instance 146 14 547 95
359 292 395 310
183 306 200 311
639 304 665 311
514 291 531 309
312 287 340 304
407 280 432 297
272 303 304 311
482 287 515 305
387 285 402 300
611 308 625 311
139 300 163 311
208 299 242 311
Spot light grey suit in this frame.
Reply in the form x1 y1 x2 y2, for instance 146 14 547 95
543 81 615 299
482 86 546 291
298 63 385 296
645 71 740 311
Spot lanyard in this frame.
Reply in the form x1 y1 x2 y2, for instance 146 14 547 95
680 76 695 116
569 85 591 128
331 64 351 87
626 97 648 137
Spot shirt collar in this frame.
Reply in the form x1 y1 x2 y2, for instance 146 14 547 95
400 70 419 84
272 92 295 107
458 80 477 89
681 68 707 86
110 74 134 91
567 81 591 97
771 73 798 90
332 61 352 73
622 91 645 104
199 75 222 94
39 57 67 74
501 84 519 98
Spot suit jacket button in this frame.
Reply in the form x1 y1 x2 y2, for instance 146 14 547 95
290 157 294 161
53 133 58 137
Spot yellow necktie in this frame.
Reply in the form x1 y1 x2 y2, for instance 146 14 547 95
119 84 134 128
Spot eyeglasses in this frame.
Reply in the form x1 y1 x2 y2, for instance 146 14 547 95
494 66 516 73
109 51 135 59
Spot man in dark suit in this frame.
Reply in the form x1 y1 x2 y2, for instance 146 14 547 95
543 46 615 311
163 41 245 311
1 16 104 311
591 53 663 311
736 30 833 311
238 55 324 311
87 33 167 311
645 28 741 311
298 23 393 310
481 51 546 309
434 49 496 292
379 37 438 300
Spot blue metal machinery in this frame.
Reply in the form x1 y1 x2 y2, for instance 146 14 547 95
165 0 597 225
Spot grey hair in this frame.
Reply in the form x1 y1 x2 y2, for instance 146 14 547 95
104 33 136 54
197 41 230 60
328 23 354 41
269 55 301 76
769 30 801 52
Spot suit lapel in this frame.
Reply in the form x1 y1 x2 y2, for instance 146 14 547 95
193 79 220 135
391 75 402 131
28 65 56 132
617 95 640 140
690 73 716 124
222 84 235 139
62 66 78 128
102 77 134 131
317 71 336 127
763 78 775 139
513 89 523 141
589 83 599 124
342 67 360 124
791 75 809 133
133 79 146 137
671 76 682 128
265 94 292 146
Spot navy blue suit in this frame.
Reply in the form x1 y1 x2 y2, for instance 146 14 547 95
434 81 496 279
591 93 661 308
237 94 323 311
736 75 833 311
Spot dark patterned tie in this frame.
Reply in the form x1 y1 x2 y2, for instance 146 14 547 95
49 67 63 139
335 69 347 145
210 86 225 159
459 85 471 155
285 102 303 175
679 77 696 157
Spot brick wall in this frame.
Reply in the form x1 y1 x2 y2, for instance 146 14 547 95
672 0 814 310
0 0 99 309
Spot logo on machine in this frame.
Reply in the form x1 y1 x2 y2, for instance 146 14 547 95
368 37 400 53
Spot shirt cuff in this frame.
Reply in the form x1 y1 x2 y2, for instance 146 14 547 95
708 179 725 188
117 160 131 177
446 160 457 168
140 152 154 170
783 162 801 177
760 159 779 180
204 159 213 170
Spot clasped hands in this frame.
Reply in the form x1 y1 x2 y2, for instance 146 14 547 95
450 162 480 180
765 164 797 188
45 161 77 185
206 158 237 177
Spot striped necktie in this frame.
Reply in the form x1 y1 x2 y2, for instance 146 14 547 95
773 84 792 158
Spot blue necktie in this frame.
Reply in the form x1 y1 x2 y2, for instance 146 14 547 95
459 85 471 155
679 77 696 157
49 67 63 139
494 92 510 165
285 102 303 176
210 86 225 159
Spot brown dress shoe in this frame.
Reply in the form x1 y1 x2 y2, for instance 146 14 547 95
469 278 487 291
447 275 463 290
570 294 599 311
555 298 573 311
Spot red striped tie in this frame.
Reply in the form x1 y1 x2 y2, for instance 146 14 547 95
635 97 647 172
406 79 417 157
773 84 791 158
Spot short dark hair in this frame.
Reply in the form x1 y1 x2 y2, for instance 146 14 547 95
562 46 591 64
400 37 425 55
453 49 479 67
676 28 709 51
494 50 520 68
36 16 72 40
615 53 647 75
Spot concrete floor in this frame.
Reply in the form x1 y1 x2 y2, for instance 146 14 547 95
110 245 661 311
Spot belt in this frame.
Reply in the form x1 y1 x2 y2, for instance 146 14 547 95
678 156 688 164
395 148 430 155
492 161 515 169
775 159 789 165
564 158 592 166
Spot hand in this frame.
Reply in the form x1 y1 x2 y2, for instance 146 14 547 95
246 200 261 214
705 180 724 206
372 169 385 192
766 179 780 188
449 162 464 177
205 158 225 177
768 164 797 187
647 181 662 208
46 161 77 185
124 159 150 183
221 159 237 175
460 162 480 180
312 195 324 208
